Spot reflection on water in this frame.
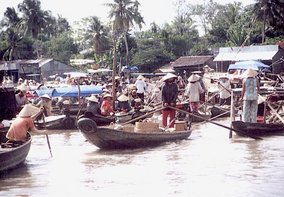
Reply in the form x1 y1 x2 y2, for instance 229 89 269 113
1 118 284 197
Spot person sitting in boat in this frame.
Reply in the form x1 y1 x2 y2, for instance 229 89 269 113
184 74 204 114
100 94 114 116
6 104 47 142
85 94 101 117
15 89 29 113
116 94 132 113
35 94 53 116
218 75 231 105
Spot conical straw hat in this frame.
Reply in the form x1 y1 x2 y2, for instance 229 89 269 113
137 75 144 80
40 94 51 100
86 94 98 103
18 104 41 117
117 94 129 102
103 93 113 99
242 68 258 78
162 73 177 82
188 74 199 82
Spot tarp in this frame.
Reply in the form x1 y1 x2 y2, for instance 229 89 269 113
214 45 279 61
228 60 270 71
122 65 139 72
35 85 103 98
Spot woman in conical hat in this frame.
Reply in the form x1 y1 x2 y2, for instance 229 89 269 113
185 74 205 113
85 94 100 117
6 104 47 142
116 94 131 113
36 94 53 116
161 72 178 128
240 68 260 123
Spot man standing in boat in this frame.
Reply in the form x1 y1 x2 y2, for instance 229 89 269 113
161 73 178 128
240 68 260 123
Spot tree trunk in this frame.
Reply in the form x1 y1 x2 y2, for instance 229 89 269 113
124 32 129 66
112 41 117 108
262 13 266 44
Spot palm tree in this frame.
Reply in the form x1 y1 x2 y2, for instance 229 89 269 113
18 0 52 39
253 0 284 43
105 0 144 66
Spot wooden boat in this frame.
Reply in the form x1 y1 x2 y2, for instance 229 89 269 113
35 115 76 130
0 132 31 172
77 118 192 150
232 121 284 137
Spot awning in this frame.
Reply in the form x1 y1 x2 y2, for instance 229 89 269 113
214 45 279 61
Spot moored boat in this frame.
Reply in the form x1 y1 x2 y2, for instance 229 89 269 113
0 132 32 172
232 121 284 137
77 118 192 150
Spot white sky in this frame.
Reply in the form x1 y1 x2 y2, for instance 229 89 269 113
0 0 256 30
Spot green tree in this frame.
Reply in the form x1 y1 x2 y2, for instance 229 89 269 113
105 0 144 66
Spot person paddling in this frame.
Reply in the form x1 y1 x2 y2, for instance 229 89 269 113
6 104 47 142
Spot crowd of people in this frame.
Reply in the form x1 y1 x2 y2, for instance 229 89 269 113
1 66 263 143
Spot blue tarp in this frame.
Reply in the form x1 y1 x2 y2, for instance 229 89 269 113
35 85 103 98
228 60 270 71
122 65 139 72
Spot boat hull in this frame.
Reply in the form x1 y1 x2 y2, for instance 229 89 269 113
77 118 192 149
232 121 284 137
0 132 31 172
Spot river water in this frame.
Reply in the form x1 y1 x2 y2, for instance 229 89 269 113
1 117 284 197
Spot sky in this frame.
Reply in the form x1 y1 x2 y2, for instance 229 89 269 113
0 0 256 30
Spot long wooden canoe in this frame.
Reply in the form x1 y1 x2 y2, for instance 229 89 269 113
77 118 192 150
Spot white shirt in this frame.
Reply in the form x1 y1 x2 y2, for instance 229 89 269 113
135 79 147 94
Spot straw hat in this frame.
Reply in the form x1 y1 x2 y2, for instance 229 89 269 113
162 73 177 82
242 68 258 78
188 74 199 82
17 83 30 91
18 104 41 117
40 94 51 100
219 74 229 79
115 76 120 80
117 94 129 102
137 75 144 80
86 94 98 103
103 93 113 99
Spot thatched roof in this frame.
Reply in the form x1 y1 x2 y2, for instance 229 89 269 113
171 56 214 68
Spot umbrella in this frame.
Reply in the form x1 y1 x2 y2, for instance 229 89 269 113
228 60 270 71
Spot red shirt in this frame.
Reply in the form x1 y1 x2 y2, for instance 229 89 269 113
100 100 114 116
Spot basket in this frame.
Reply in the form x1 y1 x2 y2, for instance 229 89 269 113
122 124 135 132
174 121 187 131
135 121 159 132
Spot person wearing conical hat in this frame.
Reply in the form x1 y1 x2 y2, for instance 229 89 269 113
135 75 147 102
161 73 178 128
15 90 29 113
218 74 231 105
240 68 260 123
6 104 47 142
116 94 132 113
100 94 114 116
35 94 53 116
85 94 101 117
184 74 205 113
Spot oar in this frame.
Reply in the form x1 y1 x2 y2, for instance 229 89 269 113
42 114 53 157
121 106 165 126
167 106 263 140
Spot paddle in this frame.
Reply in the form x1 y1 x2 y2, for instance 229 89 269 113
42 114 53 157
167 106 263 140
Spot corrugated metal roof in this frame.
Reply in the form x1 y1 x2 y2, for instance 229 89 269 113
214 45 279 61
172 56 213 68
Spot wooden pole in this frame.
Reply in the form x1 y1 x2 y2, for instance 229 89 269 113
42 114 53 157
